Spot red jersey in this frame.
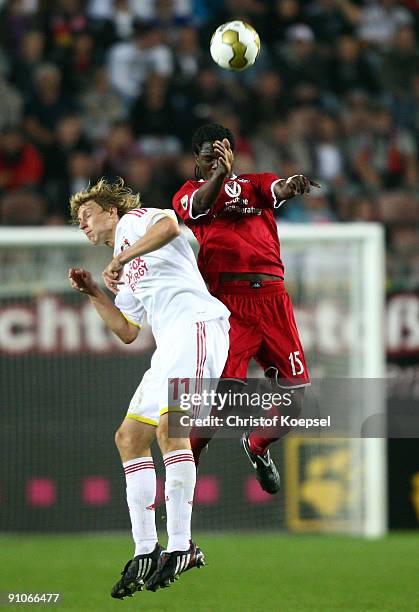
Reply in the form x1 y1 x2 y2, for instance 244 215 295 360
173 173 285 293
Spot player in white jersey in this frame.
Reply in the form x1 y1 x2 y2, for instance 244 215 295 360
68 178 229 597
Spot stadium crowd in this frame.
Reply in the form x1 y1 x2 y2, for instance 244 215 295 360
0 0 418 288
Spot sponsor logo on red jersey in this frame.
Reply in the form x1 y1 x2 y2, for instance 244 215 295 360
224 181 242 198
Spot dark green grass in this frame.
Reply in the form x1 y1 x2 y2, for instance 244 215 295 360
1 533 418 612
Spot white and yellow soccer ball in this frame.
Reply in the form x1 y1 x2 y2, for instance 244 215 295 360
210 20 261 71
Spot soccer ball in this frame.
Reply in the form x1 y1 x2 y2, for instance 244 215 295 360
210 20 261 71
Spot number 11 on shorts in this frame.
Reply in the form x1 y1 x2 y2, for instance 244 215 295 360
289 351 304 376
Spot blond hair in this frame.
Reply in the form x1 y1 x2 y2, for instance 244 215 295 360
69 177 141 223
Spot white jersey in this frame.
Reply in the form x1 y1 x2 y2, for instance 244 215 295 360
114 208 229 340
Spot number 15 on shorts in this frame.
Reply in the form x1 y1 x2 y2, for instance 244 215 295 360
289 351 304 376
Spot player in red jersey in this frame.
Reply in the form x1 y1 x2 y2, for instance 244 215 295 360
173 123 320 494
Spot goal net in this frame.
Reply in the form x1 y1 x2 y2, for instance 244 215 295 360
0 223 386 537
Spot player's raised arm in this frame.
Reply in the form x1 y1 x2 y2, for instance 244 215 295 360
191 138 233 215
68 267 139 344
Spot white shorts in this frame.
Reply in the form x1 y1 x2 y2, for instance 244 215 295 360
126 317 230 426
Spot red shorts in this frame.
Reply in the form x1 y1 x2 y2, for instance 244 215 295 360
215 281 310 388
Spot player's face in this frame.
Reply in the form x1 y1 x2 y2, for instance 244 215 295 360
195 141 221 179
78 201 117 246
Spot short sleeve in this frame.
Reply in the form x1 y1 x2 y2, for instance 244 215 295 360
119 207 177 238
255 172 283 209
146 209 178 229
173 180 209 224
114 287 145 328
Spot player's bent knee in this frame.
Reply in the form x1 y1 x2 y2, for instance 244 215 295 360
159 437 191 456
114 419 155 457
114 427 137 453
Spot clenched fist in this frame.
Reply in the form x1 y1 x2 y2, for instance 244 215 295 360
68 267 100 297
276 174 321 204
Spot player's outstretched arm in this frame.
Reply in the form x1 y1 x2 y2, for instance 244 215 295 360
192 138 233 215
274 174 321 206
102 216 180 291
68 268 138 344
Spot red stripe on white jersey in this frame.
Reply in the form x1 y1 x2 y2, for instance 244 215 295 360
126 209 147 218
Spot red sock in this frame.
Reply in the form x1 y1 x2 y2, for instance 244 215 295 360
248 405 291 455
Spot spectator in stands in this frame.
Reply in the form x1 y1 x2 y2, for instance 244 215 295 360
351 195 379 222
175 66 227 143
283 191 336 223
313 114 346 188
79 67 126 143
45 113 92 187
94 0 138 43
339 0 414 49
44 147 99 222
272 24 329 94
0 68 23 131
130 74 176 140
305 0 353 47
124 155 169 207
10 29 46 98
44 0 89 51
0 189 47 225
106 21 173 105
247 70 290 131
380 25 419 95
172 26 202 87
101 121 140 179
130 0 194 23
264 0 303 45
353 105 418 190
387 222 419 290
210 106 254 158
0 126 43 192
66 150 97 198
58 30 101 94
152 0 194 36
0 0 38 57
24 63 77 150
330 35 379 96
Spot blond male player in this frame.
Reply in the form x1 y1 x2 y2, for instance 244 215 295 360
68 178 229 596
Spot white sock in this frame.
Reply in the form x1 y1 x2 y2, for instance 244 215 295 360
163 450 196 552
123 457 158 556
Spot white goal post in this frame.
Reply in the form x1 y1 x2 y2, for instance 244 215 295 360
274 223 386 539
0 222 386 537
